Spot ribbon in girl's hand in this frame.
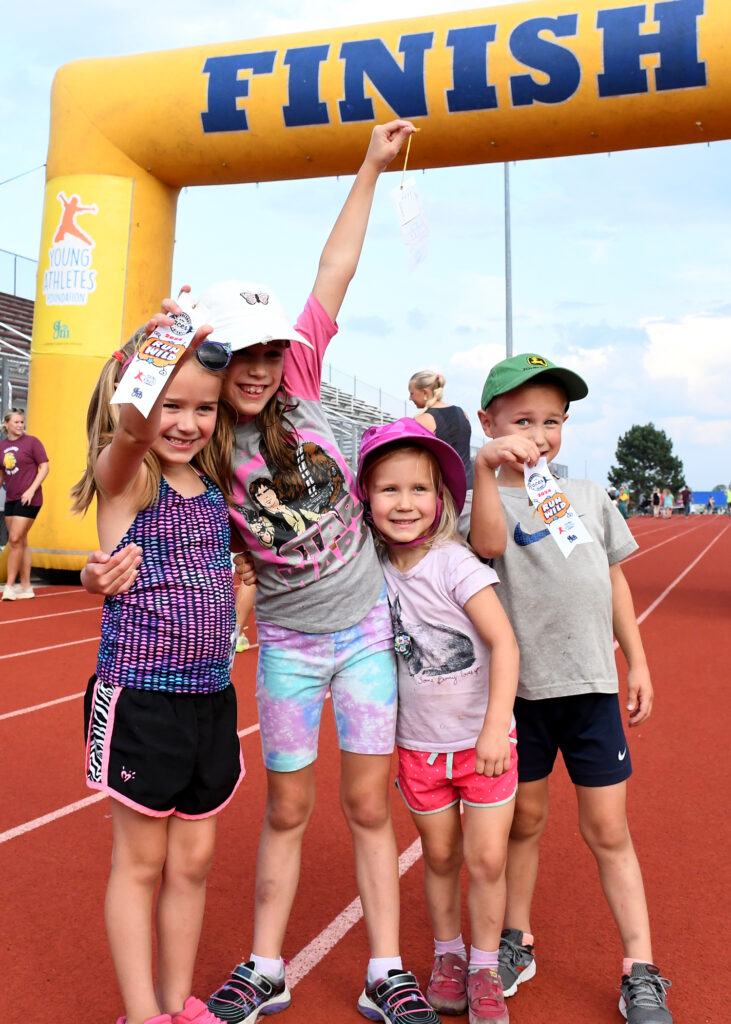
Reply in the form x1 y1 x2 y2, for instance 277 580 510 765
111 292 210 418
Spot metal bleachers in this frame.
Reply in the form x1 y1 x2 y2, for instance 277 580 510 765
320 380 398 466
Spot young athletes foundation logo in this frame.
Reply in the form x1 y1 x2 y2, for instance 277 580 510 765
42 192 99 306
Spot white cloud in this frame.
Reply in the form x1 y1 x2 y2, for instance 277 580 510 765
642 314 731 415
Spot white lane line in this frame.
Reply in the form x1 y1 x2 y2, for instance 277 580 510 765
0 636 98 660
0 719 262 845
287 836 423 988
0 691 85 721
0 793 107 844
0 606 100 626
635 523 729 627
616 522 729 647
0 647 259 720
623 521 709 563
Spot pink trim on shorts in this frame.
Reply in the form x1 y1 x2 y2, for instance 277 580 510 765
396 733 518 815
85 679 245 820
175 749 246 820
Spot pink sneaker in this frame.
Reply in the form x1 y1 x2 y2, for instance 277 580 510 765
468 967 509 1024
172 996 222 1023
426 952 468 1014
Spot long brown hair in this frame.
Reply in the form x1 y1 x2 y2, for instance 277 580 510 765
71 330 236 515
254 386 300 472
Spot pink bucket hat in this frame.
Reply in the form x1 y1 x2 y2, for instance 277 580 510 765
355 417 467 513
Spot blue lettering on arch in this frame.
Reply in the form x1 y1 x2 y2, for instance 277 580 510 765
202 51 276 132
283 44 330 126
509 15 581 107
597 0 706 97
339 33 434 122
446 25 498 112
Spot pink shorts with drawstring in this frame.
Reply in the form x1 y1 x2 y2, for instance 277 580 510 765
396 730 518 814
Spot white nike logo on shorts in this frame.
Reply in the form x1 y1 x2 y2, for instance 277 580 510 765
618 748 627 761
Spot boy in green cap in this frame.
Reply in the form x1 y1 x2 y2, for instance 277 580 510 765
469 353 673 1024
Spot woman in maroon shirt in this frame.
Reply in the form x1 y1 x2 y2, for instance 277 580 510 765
1 410 49 600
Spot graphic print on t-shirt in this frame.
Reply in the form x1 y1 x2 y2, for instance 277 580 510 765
388 591 475 679
236 437 350 555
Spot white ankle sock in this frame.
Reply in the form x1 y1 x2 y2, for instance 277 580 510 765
367 956 403 985
250 953 284 980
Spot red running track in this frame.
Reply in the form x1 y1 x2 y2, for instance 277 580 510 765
1 514 728 1023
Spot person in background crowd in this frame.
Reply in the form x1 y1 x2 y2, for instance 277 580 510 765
1 409 49 600
679 485 692 518
408 370 474 490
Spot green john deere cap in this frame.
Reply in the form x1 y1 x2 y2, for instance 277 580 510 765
480 353 589 410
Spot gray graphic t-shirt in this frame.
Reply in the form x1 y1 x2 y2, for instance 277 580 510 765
230 294 383 633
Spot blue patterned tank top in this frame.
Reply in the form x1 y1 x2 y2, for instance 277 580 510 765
96 475 235 694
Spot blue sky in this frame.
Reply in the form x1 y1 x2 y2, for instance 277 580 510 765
2 0 729 489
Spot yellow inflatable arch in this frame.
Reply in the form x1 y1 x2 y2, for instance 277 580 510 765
28 0 730 569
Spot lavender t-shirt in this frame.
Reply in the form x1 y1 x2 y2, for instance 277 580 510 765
229 294 383 633
381 541 512 753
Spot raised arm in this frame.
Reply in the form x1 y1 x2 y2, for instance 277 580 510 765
94 324 211 501
312 119 415 321
470 434 541 558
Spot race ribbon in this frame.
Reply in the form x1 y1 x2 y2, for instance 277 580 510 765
523 457 593 558
111 292 209 418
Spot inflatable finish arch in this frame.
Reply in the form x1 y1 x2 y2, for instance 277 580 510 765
29 0 730 568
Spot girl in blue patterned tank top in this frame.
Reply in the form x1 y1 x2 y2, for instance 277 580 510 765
71 337 243 1024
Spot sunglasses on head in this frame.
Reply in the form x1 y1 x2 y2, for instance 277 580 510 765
195 341 232 372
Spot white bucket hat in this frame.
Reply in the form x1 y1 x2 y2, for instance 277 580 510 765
197 281 312 352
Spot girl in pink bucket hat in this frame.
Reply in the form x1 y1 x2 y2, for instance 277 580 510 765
356 419 519 1024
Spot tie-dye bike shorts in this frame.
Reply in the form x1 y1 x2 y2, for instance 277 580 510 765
255 586 397 772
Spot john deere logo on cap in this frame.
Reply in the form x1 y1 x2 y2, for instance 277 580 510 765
527 356 548 367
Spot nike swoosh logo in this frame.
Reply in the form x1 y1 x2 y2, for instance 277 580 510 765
514 523 550 546
618 748 627 761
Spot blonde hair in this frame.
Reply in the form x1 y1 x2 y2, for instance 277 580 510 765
360 443 466 552
409 369 445 410
2 408 25 438
70 328 236 515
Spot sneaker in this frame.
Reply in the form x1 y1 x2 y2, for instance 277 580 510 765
15 586 35 599
207 962 290 1022
619 963 673 1023
235 633 250 653
467 967 509 1024
497 928 536 997
358 969 441 1024
174 996 225 1023
2 585 16 601
426 952 468 1014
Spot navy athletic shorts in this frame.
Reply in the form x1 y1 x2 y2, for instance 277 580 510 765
514 692 632 787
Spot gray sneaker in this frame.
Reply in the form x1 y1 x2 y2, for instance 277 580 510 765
497 929 536 997
619 963 672 1023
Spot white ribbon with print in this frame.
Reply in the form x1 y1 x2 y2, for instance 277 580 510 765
391 177 429 270
523 457 593 558
111 293 209 418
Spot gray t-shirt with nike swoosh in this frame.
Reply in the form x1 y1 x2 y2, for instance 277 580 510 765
489 478 637 700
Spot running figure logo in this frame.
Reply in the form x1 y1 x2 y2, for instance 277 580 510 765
53 192 99 246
